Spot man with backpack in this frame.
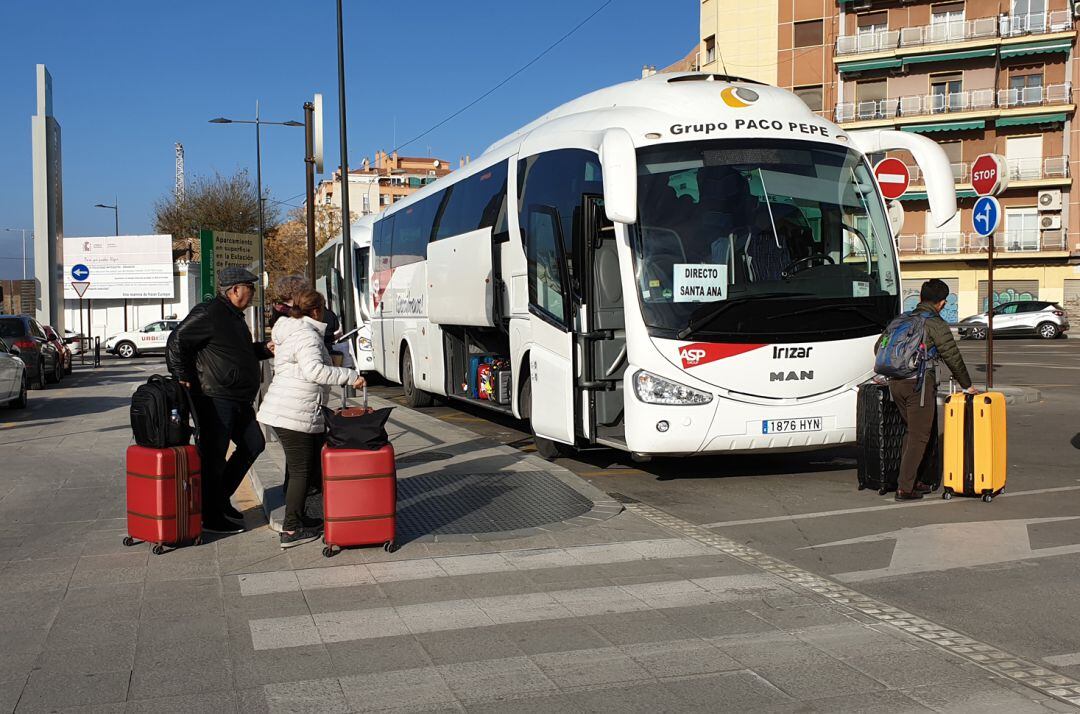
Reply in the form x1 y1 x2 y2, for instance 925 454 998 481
166 267 274 533
876 279 977 501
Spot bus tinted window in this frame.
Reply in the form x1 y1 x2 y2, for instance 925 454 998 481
390 194 440 268
373 216 393 272
435 162 508 241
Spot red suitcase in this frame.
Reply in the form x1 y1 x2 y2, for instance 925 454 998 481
123 445 202 554
321 444 397 556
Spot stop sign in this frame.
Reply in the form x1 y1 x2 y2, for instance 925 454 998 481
972 154 1007 196
873 158 910 200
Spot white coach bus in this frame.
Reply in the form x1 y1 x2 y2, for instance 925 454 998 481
366 72 957 459
315 216 376 371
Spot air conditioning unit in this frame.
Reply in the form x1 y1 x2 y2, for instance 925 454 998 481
851 0 872 10
1040 214 1061 230
1038 189 1062 211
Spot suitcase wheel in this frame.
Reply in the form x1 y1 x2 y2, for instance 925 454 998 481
857 483 867 491
982 493 994 503
384 541 398 553
152 544 166 555
122 536 136 547
322 545 337 558
878 487 889 496
193 536 203 546
942 490 953 501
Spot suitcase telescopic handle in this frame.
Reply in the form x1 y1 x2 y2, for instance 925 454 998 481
341 383 367 410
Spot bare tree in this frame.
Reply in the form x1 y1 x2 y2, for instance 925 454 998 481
263 205 356 287
154 169 280 261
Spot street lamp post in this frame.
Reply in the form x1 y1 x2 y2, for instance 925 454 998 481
94 200 124 329
209 105 302 340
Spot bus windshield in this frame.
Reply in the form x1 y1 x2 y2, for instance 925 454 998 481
633 139 900 342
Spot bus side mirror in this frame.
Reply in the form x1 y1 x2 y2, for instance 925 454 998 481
600 129 637 225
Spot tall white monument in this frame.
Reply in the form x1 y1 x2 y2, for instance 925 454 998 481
32 64 64 331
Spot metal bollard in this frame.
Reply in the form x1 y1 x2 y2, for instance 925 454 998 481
94 337 101 367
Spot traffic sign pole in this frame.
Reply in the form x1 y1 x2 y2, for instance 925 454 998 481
972 156 1004 392
987 230 994 389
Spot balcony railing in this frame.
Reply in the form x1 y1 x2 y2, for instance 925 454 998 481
836 83 1071 122
904 156 1068 186
900 231 1067 255
836 10 1072 55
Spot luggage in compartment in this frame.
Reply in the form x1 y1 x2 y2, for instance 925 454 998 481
856 382 941 494
321 444 397 556
477 363 494 400
123 445 201 554
942 392 1007 502
494 368 512 405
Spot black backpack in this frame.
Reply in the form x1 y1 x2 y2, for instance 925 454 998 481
130 375 198 448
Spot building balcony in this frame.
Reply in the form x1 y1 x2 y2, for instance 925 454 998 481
903 156 1069 190
836 84 1071 123
836 11 1072 57
897 230 1069 259
835 84 1073 131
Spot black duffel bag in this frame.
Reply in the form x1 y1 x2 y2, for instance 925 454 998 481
130 375 198 448
323 387 392 451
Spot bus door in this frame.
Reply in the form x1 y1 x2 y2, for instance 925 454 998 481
522 203 577 444
578 195 625 443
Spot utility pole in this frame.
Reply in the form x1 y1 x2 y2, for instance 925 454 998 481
336 0 355 334
304 101 317 286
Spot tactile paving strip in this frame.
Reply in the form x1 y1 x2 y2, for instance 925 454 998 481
624 501 1080 709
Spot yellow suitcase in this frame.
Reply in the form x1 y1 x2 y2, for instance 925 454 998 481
942 392 1007 502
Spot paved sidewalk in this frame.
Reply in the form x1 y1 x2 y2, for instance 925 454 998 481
0 361 1072 712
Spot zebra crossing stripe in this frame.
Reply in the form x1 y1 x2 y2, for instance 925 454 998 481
248 573 791 650
237 538 714 596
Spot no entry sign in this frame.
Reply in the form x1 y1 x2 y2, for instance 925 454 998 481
873 158 910 200
972 154 1008 196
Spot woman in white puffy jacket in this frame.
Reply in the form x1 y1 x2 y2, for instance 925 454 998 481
257 289 365 548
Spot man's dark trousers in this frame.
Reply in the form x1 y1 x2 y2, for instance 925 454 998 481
196 396 266 520
888 373 937 493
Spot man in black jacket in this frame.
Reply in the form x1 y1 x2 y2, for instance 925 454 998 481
166 267 273 533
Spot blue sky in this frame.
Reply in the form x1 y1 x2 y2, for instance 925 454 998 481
0 0 697 278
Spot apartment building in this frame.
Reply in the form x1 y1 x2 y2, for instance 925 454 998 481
316 151 454 217
699 0 1080 320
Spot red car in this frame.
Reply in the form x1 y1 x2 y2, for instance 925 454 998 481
43 325 72 376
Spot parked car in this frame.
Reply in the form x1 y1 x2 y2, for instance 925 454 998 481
64 329 85 356
958 301 1070 340
0 315 62 389
105 319 180 358
0 337 28 409
43 325 72 375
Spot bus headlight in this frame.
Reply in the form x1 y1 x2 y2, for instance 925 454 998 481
357 336 372 351
633 370 713 406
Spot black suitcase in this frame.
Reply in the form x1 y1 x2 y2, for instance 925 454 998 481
856 383 940 494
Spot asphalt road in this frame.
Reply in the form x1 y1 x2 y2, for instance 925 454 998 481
371 337 1080 682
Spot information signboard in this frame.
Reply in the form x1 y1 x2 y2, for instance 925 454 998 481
62 235 174 299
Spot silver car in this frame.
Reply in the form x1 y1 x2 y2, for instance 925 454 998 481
958 301 1070 340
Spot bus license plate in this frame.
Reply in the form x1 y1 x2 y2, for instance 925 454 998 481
762 417 822 434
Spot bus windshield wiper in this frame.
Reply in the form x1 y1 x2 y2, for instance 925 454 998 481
767 303 888 328
676 293 806 340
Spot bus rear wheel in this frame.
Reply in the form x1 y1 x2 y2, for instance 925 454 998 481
401 347 433 408
520 376 570 461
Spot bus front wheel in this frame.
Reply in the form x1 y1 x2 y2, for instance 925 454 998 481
401 347 434 408
520 377 569 461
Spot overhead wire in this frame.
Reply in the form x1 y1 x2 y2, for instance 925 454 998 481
386 0 618 156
